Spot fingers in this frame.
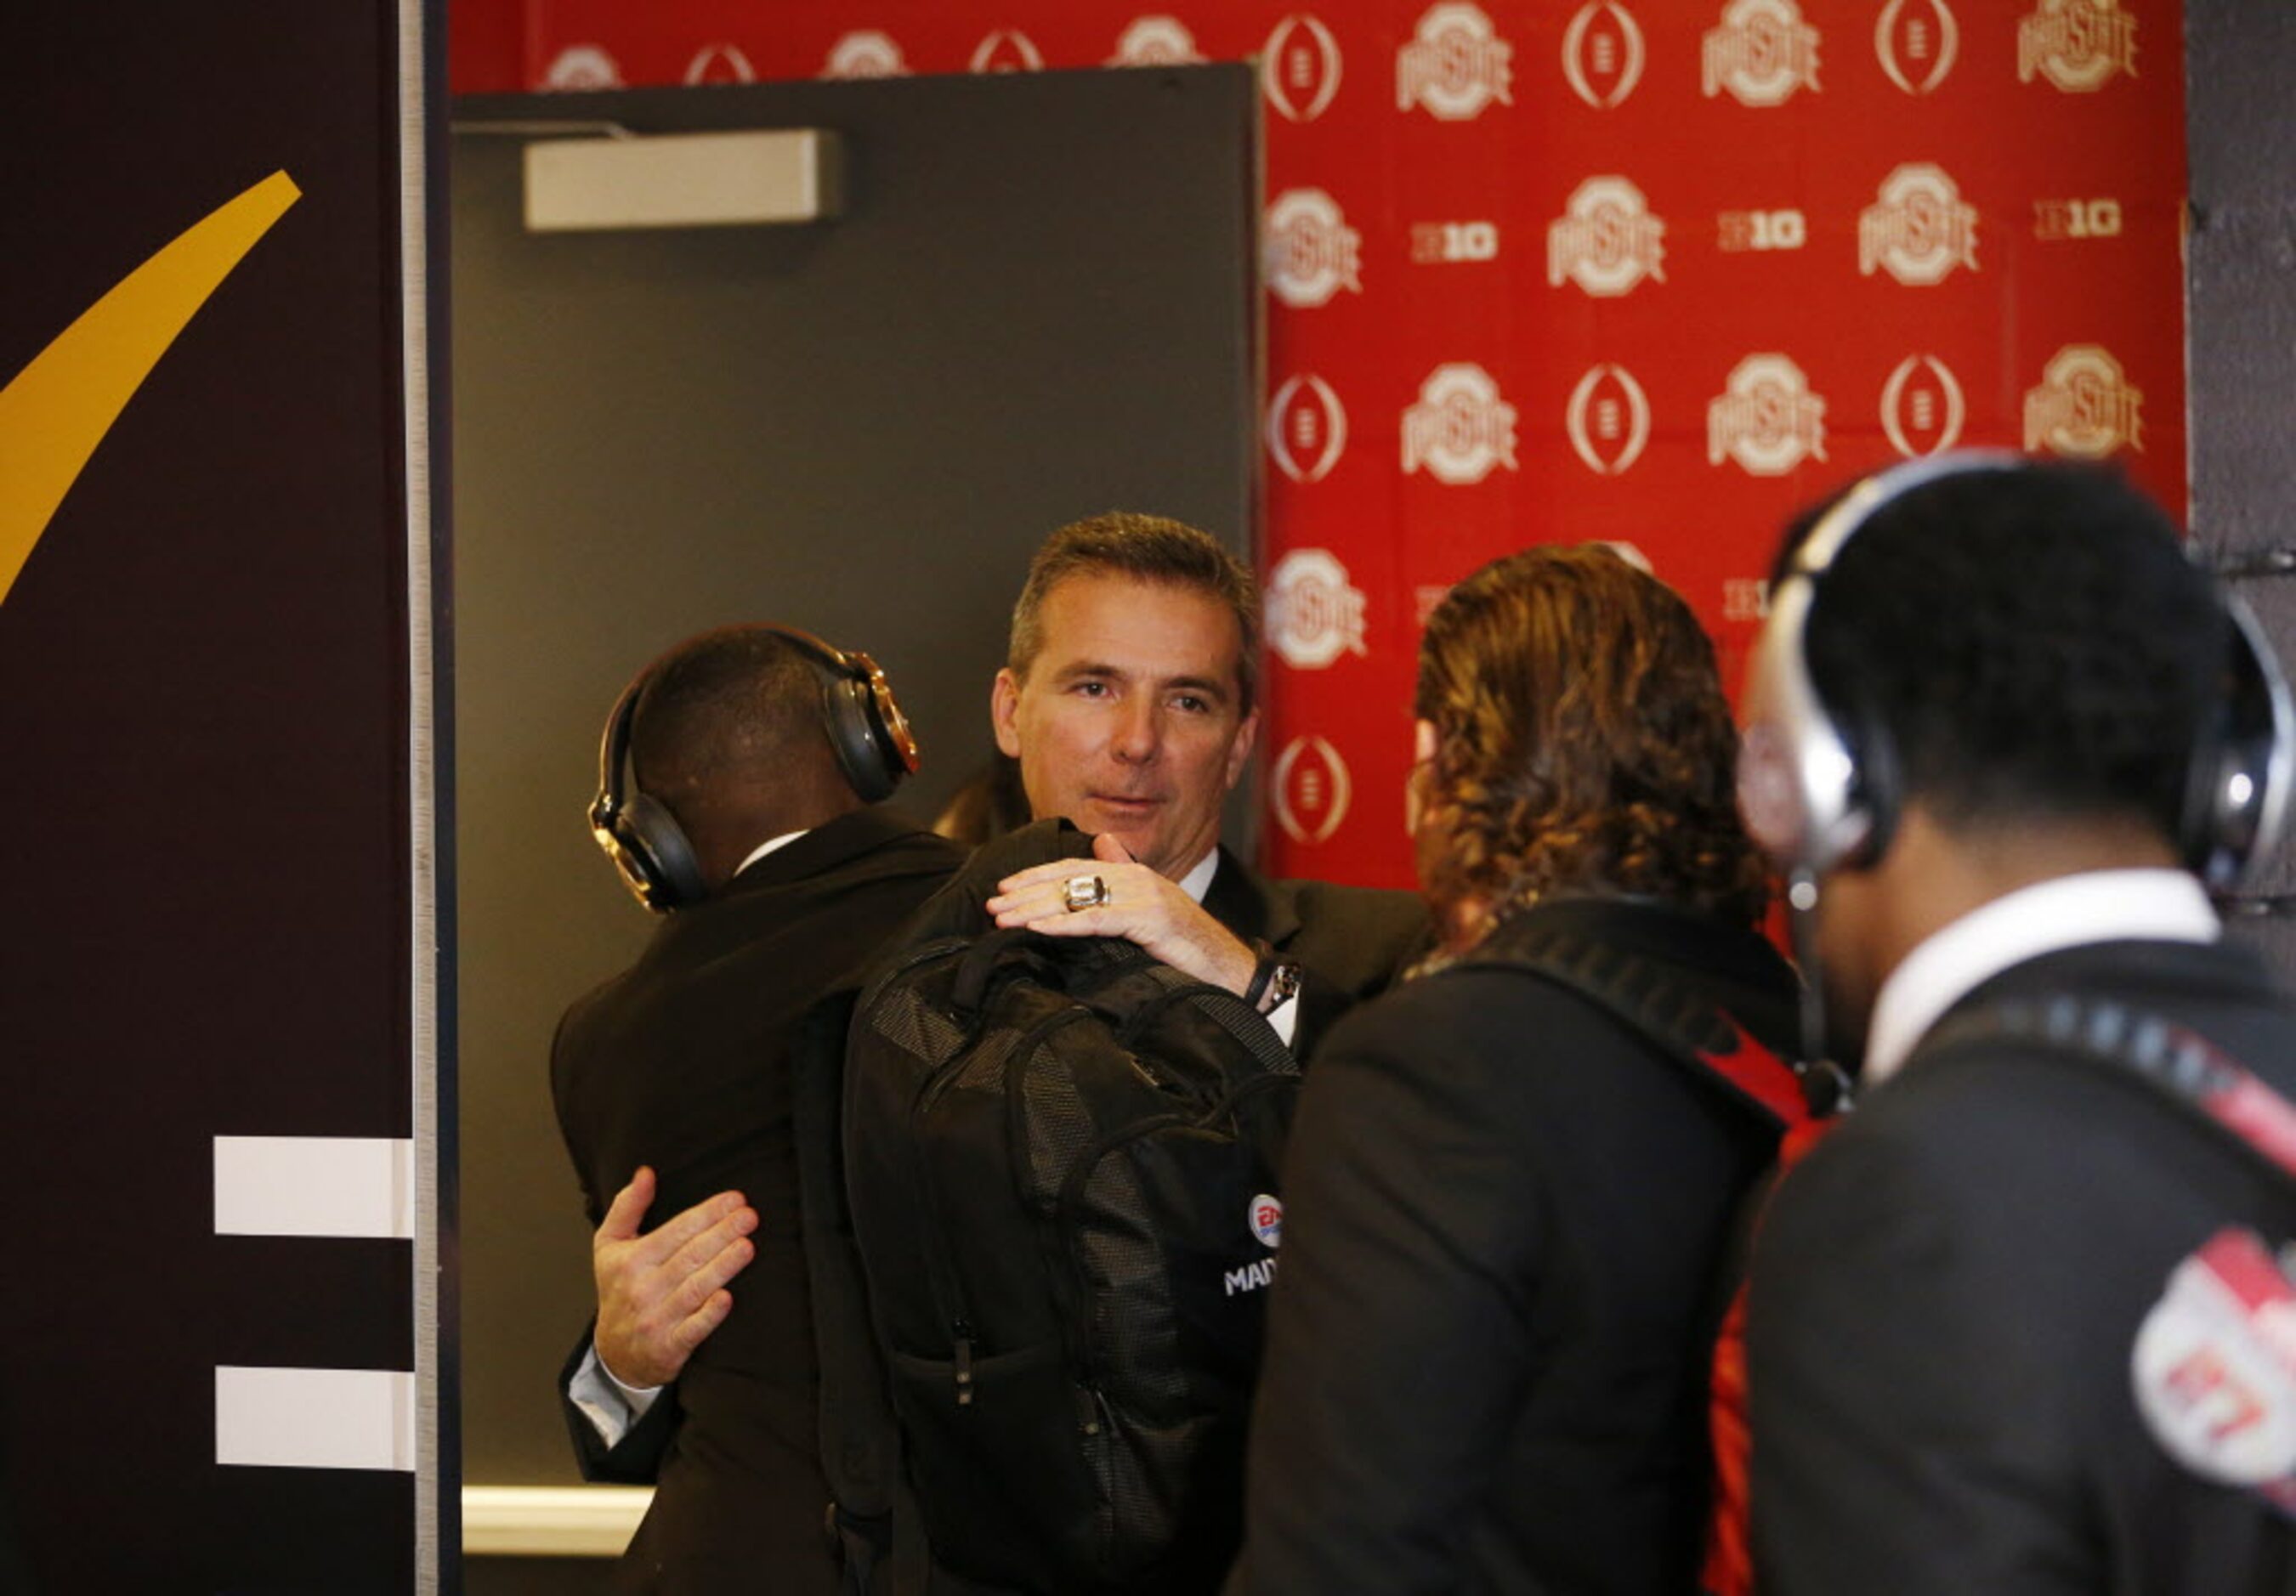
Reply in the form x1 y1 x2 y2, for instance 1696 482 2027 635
614 1187 751 1269
1091 834 1138 865
595 1165 657 1244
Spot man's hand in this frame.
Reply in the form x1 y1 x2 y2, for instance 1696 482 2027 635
987 833 1258 995
592 1166 757 1390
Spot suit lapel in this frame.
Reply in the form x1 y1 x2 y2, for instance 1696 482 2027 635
1202 847 1301 948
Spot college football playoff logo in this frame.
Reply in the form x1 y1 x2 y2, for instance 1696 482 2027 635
542 44 623 91
2025 345 2142 457
1547 178 1666 297
1267 375 1349 484
2019 0 2136 93
1273 736 1353 846
1265 190 1365 308
1859 163 1979 286
822 31 909 79
1264 14 1344 123
1562 3 1647 109
1267 551 1370 671
1879 354 1967 457
1403 365 1520 485
1703 0 1821 107
1109 16 1206 67
1567 364 1652 475
970 29 1045 73
683 43 757 85
1709 354 1827 476
1397 3 1514 121
1876 0 1959 94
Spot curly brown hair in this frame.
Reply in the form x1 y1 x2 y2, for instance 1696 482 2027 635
1414 545 1768 942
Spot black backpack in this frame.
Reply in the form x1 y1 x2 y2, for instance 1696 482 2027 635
834 825 1299 1594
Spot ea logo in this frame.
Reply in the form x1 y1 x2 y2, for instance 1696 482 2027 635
823 31 908 79
1273 737 1353 846
2024 344 2143 458
1267 375 1349 484
1566 363 1651 475
1263 14 1344 123
1876 0 1959 95
2131 1231 2296 1488
1265 190 1365 309
1880 354 1966 457
1858 163 1979 286
1110 16 1205 67
970 29 1045 74
542 44 622 91
1708 354 1827 477
1250 1195 1284 1249
1267 551 1369 671
684 43 757 85
1562 3 1646 109
1546 177 1666 297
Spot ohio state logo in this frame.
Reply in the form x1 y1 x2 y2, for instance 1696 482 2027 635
1562 3 1646 109
1703 0 1821 107
1877 0 1959 94
1397 3 1514 121
1709 354 1827 476
684 43 757 85
1859 163 1979 286
1403 364 1520 485
1265 190 1364 308
1263 14 1344 123
1109 16 1205 66
1273 736 1352 846
2025 344 2143 457
1267 375 1349 484
1547 177 1666 297
542 44 622 91
1879 354 1967 456
1267 551 1369 671
1567 364 1652 475
2019 0 2136 93
971 29 1045 74
823 31 909 79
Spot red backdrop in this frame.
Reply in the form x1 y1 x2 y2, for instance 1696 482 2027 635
452 0 2185 890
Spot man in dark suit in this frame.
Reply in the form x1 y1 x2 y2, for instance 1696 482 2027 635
1738 456 2296 1593
554 624 965 1593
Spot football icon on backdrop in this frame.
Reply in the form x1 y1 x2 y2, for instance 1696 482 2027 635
1397 3 1514 121
970 29 1045 73
1265 190 1364 308
1709 354 1827 476
1567 363 1652 476
822 31 908 78
1267 375 1349 484
1876 0 1959 94
683 43 757 84
1880 354 1967 457
1109 16 1206 66
1562 3 1646 109
1273 737 1353 846
1264 14 1344 122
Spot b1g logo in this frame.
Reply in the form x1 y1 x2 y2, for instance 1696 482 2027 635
1264 190 1364 308
1264 14 1344 123
1267 375 1349 484
1703 0 1821 107
822 31 909 79
1547 177 1666 297
1273 736 1353 846
1403 364 1520 485
2035 197 2123 241
1562 3 1646 109
684 43 757 85
1397 3 1514 121
971 29 1045 73
1723 578 1771 622
1266 550 1369 671
542 43 622 90
1250 1194 1284 1249
1859 163 1979 286
1880 354 1967 457
2020 0 2136 93
1709 354 1827 476
1567 363 1652 475
2025 344 2143 457
1717 208 1806 252
1410 220 1501 263
1109 16 1205 67
1876 0 1959 95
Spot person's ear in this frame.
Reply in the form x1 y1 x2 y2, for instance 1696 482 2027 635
990 668 1023 759
1222 705 1261 792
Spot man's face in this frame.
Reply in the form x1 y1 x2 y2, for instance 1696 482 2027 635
991 573 1258 881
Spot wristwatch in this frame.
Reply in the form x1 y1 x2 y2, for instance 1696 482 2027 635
1244 940 1304 1016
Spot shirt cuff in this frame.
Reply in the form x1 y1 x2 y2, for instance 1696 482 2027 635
569 1340 663 1448
1267 993 1299 1047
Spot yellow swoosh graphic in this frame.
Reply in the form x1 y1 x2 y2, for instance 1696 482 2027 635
0 169 301 607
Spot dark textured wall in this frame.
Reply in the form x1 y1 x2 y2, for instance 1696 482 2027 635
2186 3 2296 965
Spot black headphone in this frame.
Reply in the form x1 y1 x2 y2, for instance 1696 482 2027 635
1738 450 2294 902
589 625 921 913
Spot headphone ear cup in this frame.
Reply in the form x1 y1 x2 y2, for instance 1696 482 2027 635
615 790 706 909
821 678 899 802
1838 707 1898 869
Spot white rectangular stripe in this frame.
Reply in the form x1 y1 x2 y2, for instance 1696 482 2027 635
217 1366 415 1471
524 129 836 231
214 1135 413 1238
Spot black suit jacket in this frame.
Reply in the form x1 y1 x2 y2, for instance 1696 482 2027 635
552 808 964 1594
1748 938 2296 1595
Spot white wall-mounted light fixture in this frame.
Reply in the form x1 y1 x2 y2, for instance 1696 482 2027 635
523 128 842 232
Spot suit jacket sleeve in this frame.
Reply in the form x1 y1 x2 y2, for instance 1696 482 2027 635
1746 1121 2095 1595
1229 988 1541 1594
554 1320 683 1485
